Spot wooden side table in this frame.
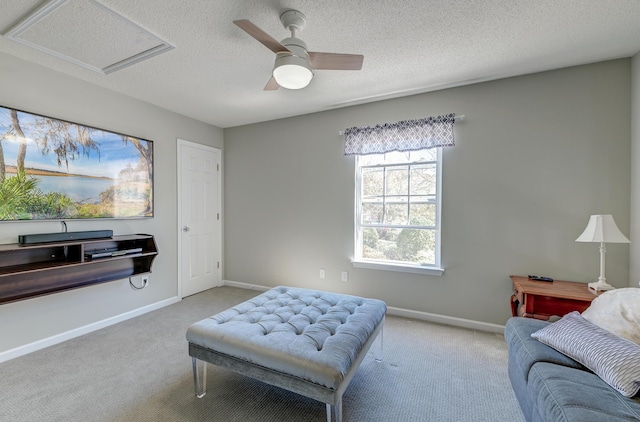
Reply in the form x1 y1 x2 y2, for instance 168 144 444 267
510 275 600 320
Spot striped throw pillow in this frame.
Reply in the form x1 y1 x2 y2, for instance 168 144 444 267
532 311 640 397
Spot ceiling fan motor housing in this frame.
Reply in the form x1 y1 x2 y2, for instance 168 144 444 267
280 37 310 60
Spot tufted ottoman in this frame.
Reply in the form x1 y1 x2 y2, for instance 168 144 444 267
186 286 387 422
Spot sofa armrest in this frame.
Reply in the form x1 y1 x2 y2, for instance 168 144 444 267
505 317 584 382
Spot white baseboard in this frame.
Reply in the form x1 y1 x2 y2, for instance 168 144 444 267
222 280 505 334
0 296 181 364
223 280 270 292
386 306 505 334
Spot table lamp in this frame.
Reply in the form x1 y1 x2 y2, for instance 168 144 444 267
575 214 630 291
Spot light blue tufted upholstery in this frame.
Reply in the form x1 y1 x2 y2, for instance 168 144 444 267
186 286 387 390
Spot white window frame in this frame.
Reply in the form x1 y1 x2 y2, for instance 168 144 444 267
352 148 444 276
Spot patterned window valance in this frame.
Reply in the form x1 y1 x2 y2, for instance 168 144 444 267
343 113 456 156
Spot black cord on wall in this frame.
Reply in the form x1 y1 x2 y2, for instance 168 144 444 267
129 276 148 290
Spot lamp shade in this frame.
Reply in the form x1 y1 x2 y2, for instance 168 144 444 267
272 54 313 89
576 214 630 243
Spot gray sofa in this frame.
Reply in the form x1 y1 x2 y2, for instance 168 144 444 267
505 317 640 422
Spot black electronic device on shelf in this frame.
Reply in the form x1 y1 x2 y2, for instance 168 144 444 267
18 230 113 245
85 247 143 260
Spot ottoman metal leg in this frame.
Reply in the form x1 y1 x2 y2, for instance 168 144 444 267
374 323 384 362
326 399 342 422
192 357 207 398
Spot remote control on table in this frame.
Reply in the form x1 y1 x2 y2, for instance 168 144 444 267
528 275 553 282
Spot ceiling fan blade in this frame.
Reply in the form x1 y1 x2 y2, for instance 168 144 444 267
308 52 364 70
264 76 280 91
233 19 291 54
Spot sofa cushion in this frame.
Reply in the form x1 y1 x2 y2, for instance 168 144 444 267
505 317 583 383
582 288 640 345
532 311 640 397
528 362 640 422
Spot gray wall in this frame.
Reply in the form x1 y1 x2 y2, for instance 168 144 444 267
632 52 640 287
224 59 631 326
0 53 223 354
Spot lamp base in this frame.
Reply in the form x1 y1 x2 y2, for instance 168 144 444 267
588 280 615 292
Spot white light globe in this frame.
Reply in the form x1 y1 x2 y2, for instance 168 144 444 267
273 55 313 89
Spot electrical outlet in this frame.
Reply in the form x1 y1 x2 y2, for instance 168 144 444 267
319 269 325 279
341 271 348 282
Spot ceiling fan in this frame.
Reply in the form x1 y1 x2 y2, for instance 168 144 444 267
233 10 364 90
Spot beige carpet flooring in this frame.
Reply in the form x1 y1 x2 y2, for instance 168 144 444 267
0 286 525 421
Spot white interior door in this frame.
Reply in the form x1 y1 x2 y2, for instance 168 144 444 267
177 139 221 297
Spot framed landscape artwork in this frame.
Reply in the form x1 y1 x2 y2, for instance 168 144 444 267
0 105 153 221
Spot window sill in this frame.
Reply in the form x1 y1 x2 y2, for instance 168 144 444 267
351 260 444 276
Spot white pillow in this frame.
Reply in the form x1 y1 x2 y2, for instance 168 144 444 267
532 311 640 397
582 288 640 345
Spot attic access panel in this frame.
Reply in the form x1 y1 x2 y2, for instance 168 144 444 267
3 0 174 74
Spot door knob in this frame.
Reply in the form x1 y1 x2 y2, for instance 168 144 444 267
182 226 190 232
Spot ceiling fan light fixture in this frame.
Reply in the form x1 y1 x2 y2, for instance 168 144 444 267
234 10 363 91
273 54 313 89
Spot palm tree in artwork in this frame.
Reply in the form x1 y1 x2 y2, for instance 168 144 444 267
0 131 6 181
0 110 27 180
9 110 28 175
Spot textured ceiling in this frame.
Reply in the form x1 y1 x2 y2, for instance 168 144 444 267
1 0 640 128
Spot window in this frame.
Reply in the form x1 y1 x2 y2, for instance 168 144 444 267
354 148 443 275
344 112 456 275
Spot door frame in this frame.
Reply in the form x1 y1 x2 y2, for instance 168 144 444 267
176 138 222 299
